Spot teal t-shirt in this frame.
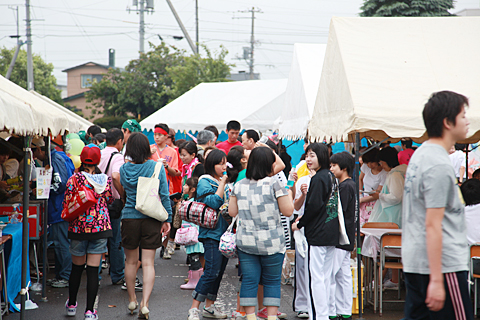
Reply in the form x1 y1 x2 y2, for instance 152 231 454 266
236 169 246 184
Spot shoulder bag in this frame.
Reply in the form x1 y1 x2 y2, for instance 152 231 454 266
135 162 169 221
178 192 219 228
62 175 97 222
219 215 238 259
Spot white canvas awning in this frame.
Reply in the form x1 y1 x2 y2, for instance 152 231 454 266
141 79 288 133
0 75 93 136
278 43 326 140
309 17 480 143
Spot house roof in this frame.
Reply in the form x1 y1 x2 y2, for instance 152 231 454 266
62 62 110 73
63 91 86 102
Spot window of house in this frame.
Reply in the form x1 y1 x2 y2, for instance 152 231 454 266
81 74 104 88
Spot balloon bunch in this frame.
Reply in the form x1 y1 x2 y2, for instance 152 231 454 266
65 133 85 169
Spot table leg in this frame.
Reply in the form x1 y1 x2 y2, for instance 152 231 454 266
1 245 7 316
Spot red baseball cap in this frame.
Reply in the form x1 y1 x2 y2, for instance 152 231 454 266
80 144 101 165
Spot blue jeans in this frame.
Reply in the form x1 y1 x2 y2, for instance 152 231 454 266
70 238 108 256
49 221 72 280
192 239 228 302
108 217 125 283
238 249 284 307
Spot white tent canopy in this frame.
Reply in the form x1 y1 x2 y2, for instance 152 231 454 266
0 75 93 136
309 17 480 143
141 79 288 133
278 43 326 140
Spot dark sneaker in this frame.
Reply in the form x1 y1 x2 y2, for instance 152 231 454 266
112 277 125 285
121 277 143 291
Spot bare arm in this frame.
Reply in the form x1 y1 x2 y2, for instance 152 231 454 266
359 171 365 191
459 166 465 183
277 190 294 217
272 152 285 175
111 172 124 199
228 195 238 217
425 208 445 311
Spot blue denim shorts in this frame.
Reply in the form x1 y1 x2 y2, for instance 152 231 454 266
70 238 108 256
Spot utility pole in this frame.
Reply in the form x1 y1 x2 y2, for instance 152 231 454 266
195 0 199 54
6 6 25 80
166 0 197 54
236 7 262 80
128 0 154 55
26 0 34 90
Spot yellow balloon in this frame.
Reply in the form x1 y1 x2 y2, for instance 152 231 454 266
69 155 81 169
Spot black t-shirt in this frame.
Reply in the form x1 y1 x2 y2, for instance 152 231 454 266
337 178 356 251
192 163 204 178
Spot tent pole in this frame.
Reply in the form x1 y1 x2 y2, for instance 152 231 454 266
41 136 50 301
355 132 365 319
20 136 31 320
466 145 469 180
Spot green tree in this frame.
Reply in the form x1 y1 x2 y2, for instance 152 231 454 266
360 0 454 17
164 45 233 101
0 47 63 104
86 43 233 120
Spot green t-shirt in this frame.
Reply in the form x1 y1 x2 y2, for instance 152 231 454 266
235 169 246 184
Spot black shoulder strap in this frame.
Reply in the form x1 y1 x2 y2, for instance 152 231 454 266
195 192 215 201
104 152 120 175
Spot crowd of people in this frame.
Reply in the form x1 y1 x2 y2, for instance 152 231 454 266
0 90 477 320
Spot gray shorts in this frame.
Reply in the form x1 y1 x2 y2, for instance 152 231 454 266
70 238 108 256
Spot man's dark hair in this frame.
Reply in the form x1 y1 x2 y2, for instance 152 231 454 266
330 151 355 177
455 143 467 151
204 149 226 177
461 179 480 206
94 133 106 143
197 130 216 145
204 125 219 138
378 147 399 169
401 138 413 149
106 128 124 146
265 139 278 154
305 143 330 171
87 125 102 136
175 139 186 147
473 168 480 180
423 91 469 138
244 129 259 143
154 123 169 134
124 133 151 164
246 147 275 181
226 120 241 132
362 148 379 164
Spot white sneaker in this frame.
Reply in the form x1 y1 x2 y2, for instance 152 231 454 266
163 249 172 259
297 311 309 319
383 279 399 290
167 242 175 255
188 308 201 320
203 305 227 319
232 310 246 320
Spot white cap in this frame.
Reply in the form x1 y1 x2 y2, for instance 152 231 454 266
30 137 45 148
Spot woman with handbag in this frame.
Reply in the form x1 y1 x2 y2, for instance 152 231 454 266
228 147 294 320
188 149 230 320
63 144 114 320
119 133 172 319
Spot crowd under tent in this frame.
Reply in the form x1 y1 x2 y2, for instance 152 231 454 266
278 43 326 140
0 75 93 317
309 16 480 144
140 79 288 134
308 16 480 317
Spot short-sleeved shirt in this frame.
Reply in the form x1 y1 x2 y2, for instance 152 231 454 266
402 143 468 274
233 176 288 255
216 140 242 155
150 144 180 194
98 146 125 199
293 175 311 216
361 163 387 192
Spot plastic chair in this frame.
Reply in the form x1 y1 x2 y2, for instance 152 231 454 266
378 232 403 316
362 222 399 229
361 221 399 311
470 244 480 317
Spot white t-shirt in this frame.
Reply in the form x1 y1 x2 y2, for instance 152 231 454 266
465 204 480 245
361 163 387 192
293 175 311 217
449 150 466 179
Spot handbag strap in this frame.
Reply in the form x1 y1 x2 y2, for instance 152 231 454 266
227 215 238 232
151 162 163 179
104 151 120 174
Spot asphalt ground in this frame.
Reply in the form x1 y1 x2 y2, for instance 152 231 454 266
8 247 405 320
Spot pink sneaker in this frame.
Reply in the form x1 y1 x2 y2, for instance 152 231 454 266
84 310 98 320
65 299 77 317
257 307 287 319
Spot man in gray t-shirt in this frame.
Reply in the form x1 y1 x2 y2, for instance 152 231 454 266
402 91 473 320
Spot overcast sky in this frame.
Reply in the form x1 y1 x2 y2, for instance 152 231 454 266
0 0 478 86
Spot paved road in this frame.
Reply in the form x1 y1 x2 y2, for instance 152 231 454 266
8 247 404 319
